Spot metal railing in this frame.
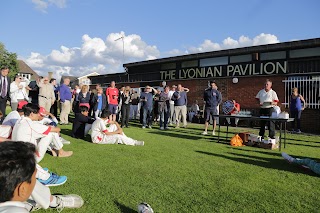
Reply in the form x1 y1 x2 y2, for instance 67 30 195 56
282 76 320 109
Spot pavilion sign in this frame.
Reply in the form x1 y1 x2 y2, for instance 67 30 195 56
160 61 287 80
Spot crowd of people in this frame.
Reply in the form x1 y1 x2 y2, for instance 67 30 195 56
0 64 313 211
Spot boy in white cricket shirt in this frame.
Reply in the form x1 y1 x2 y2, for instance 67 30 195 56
91 109 144 145
11 103 72 162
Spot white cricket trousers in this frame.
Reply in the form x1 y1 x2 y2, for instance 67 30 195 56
0 125 11 138
30 180 51 209
98 124 136 145
36 132 63 163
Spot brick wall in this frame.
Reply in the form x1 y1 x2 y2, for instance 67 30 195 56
163 77 319 134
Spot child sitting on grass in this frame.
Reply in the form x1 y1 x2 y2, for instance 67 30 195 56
91 109 144 146
72 105 95 139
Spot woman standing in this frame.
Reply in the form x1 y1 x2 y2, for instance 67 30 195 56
158 85 170 130
78 85 91 109
10 75 29 111
92 87 107 119
290 87 306 133
120 86 132 128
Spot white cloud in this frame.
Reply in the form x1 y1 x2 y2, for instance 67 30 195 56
31 0 67 12
23 31 160 80
180 33 280 55
23 32 281 82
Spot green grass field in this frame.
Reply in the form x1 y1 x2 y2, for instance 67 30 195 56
31 119 320 213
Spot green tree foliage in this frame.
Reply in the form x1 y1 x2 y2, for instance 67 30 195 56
0 42 18 79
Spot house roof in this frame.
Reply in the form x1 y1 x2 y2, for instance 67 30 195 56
77 72 99 79
18 60 39 78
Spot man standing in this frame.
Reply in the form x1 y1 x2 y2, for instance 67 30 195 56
256 79 279 139
59 77 72 125
37 77 55 112
130 90 139 120
172 84 189 128
50 78 59 118
0 66 10 123
106 81 119 122
202 81 222 135
168 85 176 125
140 86 156 129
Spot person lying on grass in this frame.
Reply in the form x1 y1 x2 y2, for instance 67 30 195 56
282 152 320 175
0 141 84 212
72 105 95 139
91 109 144 146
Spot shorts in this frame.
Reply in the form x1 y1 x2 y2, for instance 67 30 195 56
108 104 118 114
204 107 218 122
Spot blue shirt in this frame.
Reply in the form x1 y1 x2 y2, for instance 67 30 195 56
172 91 187 106
97 95 103 110
140 92 153 109
59 84 72 102
290 95 302 111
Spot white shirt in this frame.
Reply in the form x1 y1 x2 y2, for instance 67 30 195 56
168 90 175 105
37 117 58 125
91 117 111 143
12 117 51 145
0 201 29 213
2 111 21 127
256 89 279 108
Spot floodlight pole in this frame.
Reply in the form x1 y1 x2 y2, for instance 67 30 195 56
114 35 129 81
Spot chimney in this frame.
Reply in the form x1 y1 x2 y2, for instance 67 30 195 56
48 72 53 79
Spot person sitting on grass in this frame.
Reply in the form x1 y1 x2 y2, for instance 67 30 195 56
37 107 70 145
72 105 95 139
12 103 73 161
282 152 320 175
91 109 144 146
0 141 84 212
1 102 68 187
0 110 11 142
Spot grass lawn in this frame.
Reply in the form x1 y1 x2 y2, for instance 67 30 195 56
29 118 320 213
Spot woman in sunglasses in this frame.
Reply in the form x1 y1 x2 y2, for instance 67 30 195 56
10 75 29 111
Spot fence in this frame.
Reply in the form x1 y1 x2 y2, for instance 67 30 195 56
282 76 320 109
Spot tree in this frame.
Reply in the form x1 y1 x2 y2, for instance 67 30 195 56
0 42 18 79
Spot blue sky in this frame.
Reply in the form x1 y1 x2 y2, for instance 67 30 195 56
1 0 319 79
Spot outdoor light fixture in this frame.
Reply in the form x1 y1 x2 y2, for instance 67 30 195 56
232 77 239 84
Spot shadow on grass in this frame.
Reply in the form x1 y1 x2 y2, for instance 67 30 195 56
114 201 138 213
195 150 319 177
60 129 92 142
150 130 204 141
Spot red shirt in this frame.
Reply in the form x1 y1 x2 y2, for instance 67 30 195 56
230 103 240 114
106 87 119 105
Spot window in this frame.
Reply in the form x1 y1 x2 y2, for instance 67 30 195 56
260 51 286 61
81 79 91 85
181 60 198 68
200 56 228 67
161 63 176 70
290 47 320 58
282 76 320 109
230 54 252 63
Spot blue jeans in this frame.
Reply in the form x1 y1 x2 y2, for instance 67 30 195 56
160 110 169 128
143 107 153 127
290 109 302 130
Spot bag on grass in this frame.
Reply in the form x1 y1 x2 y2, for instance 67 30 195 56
230 134 244 146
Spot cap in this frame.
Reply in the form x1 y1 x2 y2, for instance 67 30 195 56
39 107 46 116
17 101 28 110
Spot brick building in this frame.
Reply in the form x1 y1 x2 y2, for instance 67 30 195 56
90 38 320 133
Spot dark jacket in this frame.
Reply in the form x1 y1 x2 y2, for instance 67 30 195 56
0 76 11 100
72 113 95 139
203 88 222 108
91 93 107 111
78 92 91 103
